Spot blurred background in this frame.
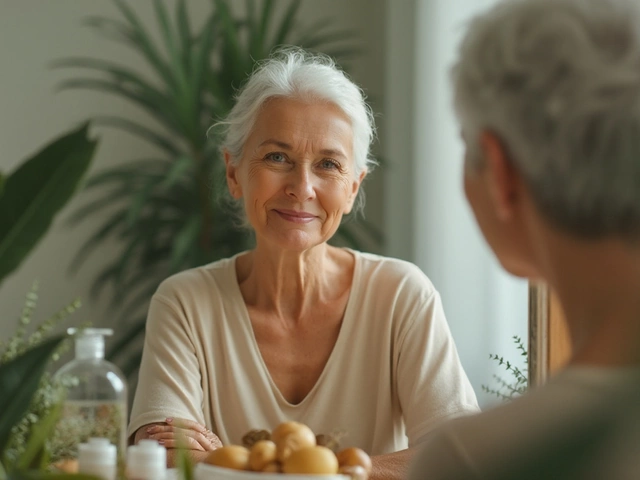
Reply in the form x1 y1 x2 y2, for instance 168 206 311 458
0 0 527 408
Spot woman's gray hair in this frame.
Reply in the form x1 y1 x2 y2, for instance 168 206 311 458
215 47 377 215
453 0 640 239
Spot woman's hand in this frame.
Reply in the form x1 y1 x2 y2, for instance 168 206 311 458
136 417 222 451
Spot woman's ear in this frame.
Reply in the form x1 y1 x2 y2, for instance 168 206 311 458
480 131 519 222
224 150 242 199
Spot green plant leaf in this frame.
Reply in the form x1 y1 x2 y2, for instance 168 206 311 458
126 175 162 226
258 0 275 48
160 155 193 189
111 0 177 91
170 214 201 272
106 318 147 361
57 78 181 134
15 400 62 471
273 0 302 47
0 336 64 455
0 124 97 284
82 15 136 46
68 209 128 273
176 0 192 64
152 0 191 119
95 116 181 155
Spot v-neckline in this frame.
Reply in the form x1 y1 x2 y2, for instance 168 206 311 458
228 248 360 407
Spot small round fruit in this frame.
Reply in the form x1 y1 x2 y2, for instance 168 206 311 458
336 447 373 474
274 423 317 462
339 464 368 480
282 446 339 475
205 445 250 470
261 461 282 473
249 440 277 471
271 421 315 444
242 428 271 448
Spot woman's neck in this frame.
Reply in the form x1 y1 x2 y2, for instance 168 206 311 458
235 243 354 323
543 235 640 368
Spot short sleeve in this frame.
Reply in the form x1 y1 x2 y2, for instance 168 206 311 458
395 280 479 445
127 284 206 439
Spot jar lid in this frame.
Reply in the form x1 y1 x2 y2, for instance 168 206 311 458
127 439 167 467
78 437 117 465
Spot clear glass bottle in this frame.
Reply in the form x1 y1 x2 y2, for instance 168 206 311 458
51 328 127 464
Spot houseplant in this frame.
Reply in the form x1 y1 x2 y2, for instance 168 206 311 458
0 124 98 478
59 0 381 381
482 335 528 402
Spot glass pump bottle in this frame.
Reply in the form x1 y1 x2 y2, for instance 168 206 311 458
51 328 127 462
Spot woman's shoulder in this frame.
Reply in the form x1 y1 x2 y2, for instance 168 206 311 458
154 254 239 300
351 249 436 291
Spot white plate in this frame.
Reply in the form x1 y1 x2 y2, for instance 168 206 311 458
194 463 349 480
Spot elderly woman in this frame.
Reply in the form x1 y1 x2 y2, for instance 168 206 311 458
127 48 478 478
409 0 640 478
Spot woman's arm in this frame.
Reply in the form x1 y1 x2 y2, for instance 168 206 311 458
370 448 417 480
133 418 222 468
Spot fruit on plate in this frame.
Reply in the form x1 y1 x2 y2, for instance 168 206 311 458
205 445 250 470
207 421 372 478
282 446 339 474
249 440 277 471
336 447 373 475
272 421 317 462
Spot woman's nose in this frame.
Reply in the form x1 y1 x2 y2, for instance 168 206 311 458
285 166 315 201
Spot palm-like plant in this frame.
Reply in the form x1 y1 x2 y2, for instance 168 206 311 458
59 0 381 382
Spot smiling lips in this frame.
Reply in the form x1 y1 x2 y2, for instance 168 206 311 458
274 209 317 223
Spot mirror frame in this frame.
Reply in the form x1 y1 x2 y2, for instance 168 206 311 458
528 282 549 387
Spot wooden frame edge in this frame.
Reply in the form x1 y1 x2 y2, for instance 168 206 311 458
528 282 549 387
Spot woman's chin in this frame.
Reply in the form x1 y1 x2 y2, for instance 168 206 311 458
261 229 326 253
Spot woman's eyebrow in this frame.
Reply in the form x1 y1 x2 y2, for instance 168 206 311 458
258 139 347 159
258 138 291 150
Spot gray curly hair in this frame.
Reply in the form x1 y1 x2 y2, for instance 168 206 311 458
453 0 640 239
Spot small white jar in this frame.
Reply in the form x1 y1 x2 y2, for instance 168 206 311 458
78 437 117 480
126 439 167 480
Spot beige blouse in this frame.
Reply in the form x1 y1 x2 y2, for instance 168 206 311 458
128 249 479 454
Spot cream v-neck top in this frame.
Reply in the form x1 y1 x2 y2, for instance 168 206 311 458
128 250 479 454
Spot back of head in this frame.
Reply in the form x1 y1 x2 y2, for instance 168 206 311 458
453 0 640 240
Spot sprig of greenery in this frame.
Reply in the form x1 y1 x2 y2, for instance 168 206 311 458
1 282 83 470
482 335 528 402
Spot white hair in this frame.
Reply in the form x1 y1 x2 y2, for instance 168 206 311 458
214 47 377 215
453 0 640 239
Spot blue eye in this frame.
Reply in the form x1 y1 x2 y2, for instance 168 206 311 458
321 159 339 170
266 152 286 163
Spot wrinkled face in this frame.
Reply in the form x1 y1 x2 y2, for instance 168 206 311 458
225 97 365 252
